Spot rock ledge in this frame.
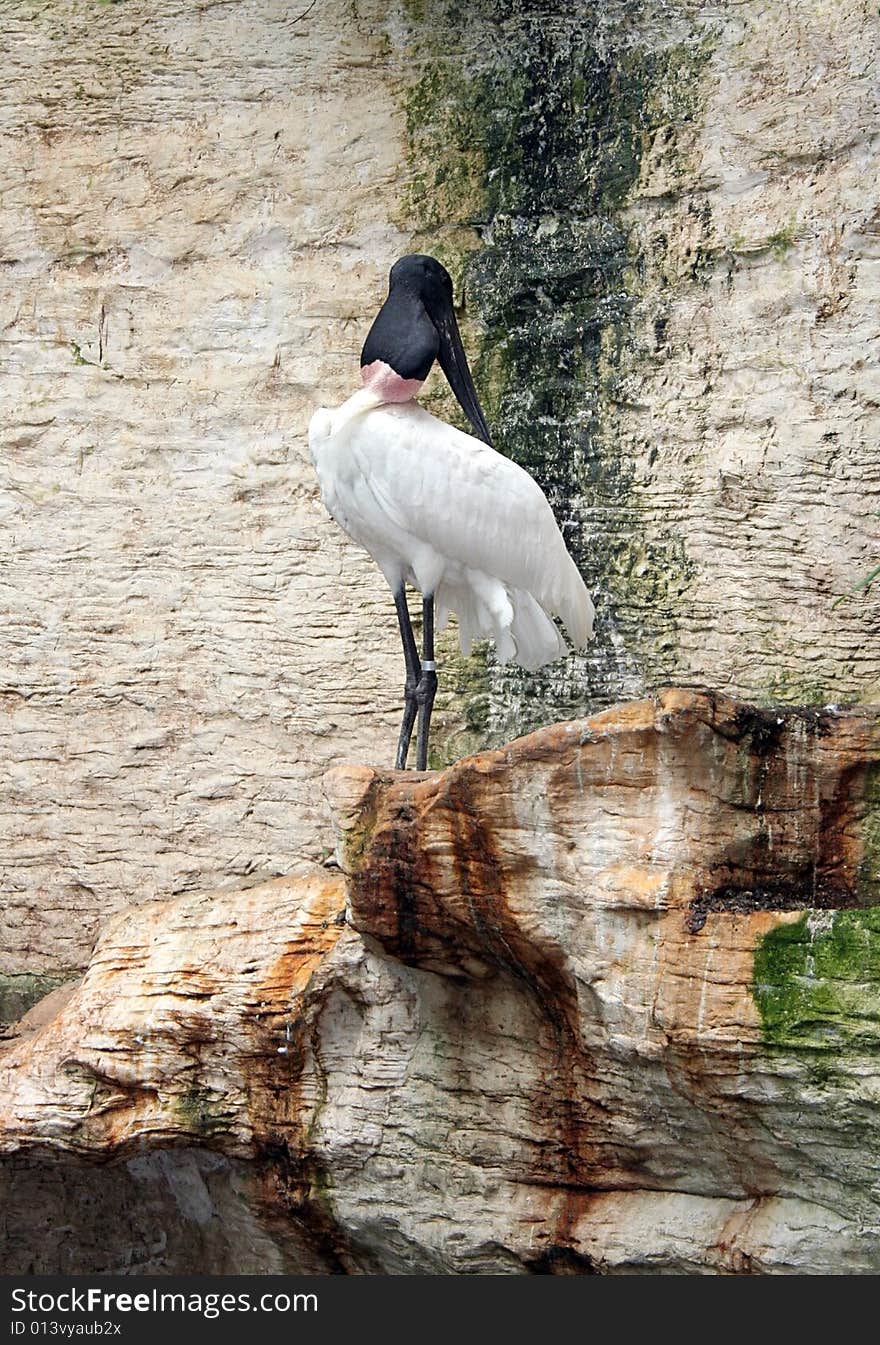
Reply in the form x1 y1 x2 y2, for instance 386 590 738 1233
2 691 880 1274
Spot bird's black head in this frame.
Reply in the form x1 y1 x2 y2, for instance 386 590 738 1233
389 254 454 305
361 253 493 447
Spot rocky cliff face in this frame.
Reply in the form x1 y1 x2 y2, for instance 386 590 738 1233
401 0 880 747
2 0 879 1278
1 0 411 988
3 692 879 1274
3 0 878 1013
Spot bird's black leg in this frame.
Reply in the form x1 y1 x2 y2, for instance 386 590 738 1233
394 586 421 770
415 595 438 771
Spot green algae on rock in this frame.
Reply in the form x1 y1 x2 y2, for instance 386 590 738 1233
753 909 880 1051
0 973 75 1030
177 1084 235 1140
398 0 710 747
861 761 880 905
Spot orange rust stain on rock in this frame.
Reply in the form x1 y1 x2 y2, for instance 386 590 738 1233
346 755 580 1028
585 698 660 736
0 868 348 1165
329 693 880 1236
552 1188 600 1249
240 873 347 1156
710 1198 765 1274
651 909 801 1046
257 872 346 1013
73 1088 168 1152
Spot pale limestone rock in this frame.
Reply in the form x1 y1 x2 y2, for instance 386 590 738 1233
2 693 879 1273
629 0 880 705
1 0 412 979
0 864 346 1156
2 0 878 1001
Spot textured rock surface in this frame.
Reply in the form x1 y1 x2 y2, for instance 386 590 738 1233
0 865 351 1273
404 0 880 746
3 692 880 1274
3 0 879 1003
1 0 411 982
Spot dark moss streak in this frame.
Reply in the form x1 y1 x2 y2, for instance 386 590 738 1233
400 1 708 751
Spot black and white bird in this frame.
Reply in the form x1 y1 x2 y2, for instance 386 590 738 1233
308 254 594 770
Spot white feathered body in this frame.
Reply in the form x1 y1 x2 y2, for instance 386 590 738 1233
308 392 594 672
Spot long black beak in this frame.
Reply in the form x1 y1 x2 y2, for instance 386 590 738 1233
425 293 493 447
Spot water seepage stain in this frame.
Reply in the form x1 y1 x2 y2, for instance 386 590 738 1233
399 0 712 753
686 704 879 932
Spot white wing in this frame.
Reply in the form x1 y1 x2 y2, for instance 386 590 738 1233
310 399 594 666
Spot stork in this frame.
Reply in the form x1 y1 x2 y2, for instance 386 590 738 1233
308 254 595 771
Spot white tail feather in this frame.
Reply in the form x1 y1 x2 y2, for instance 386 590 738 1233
438 577 576 672
556 553 595 649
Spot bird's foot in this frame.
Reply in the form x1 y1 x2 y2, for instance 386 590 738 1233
395 680 419 770
414 671 438 771
396 673 437 771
